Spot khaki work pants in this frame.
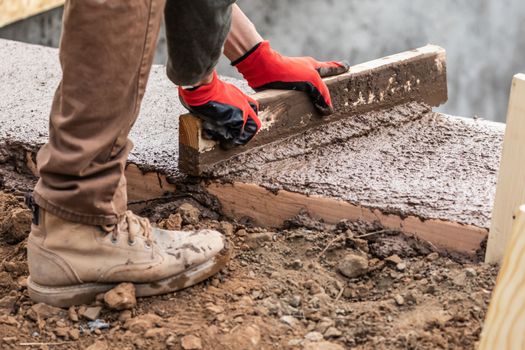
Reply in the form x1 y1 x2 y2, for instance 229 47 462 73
33 0 235 225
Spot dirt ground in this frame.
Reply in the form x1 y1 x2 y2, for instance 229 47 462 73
0 164 498 350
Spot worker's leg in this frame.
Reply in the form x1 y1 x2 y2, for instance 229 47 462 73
27 0 231 307
33 0 165 226
164 0 235 86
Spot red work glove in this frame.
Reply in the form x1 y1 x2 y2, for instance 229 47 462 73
234 41 350 115
179 71 261 148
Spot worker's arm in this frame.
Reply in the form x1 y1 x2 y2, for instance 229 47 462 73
225 4 349 115
179 4 348 147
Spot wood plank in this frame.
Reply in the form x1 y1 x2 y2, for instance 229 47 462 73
0 0 64 28
207 182 487 255
125 163 176 203
486 74 525 263
179 45 448 175
25 153 177 203
479 205 525 349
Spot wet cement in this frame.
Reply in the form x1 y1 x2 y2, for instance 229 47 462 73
0 39 251 179
0 39 505 229
214 102 504 228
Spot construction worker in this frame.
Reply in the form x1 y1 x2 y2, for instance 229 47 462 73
26 1 349 307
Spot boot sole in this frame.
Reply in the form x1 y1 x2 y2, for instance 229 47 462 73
28 242 232 308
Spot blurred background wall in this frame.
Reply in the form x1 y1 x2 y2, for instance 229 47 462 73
2 0 525 122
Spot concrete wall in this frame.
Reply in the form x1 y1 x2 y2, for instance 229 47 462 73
2 0 525 122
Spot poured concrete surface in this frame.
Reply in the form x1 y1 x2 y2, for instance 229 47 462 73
0 39 251 179
216 103 504 228
0 39 504 232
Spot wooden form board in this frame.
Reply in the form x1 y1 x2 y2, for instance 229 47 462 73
179 45 448 175
486 74 525 263
25 152 177 203
207 182 487 256
0 0 64 27
479 205 525 349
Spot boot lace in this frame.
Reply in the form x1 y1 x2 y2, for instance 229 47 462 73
101 211 153 248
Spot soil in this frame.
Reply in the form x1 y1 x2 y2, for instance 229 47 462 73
0 165 498 350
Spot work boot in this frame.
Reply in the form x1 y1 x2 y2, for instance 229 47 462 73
27 209 231 308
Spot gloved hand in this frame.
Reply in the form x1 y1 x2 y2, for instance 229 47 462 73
178 71 261 149
234 41 350 115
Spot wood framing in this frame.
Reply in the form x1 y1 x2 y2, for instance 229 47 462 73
486 74 525 263
25 153 176 203
207 182 487 255
0 0 64 28
179 45 448 175
125 164 176 203
479 205 525 349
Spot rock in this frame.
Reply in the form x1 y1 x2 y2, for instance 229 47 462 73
2 337 17 345
177 203 200 225
426 252 439 261
79 306 102 321
280 315 300 328
205 303 224 315
385 254 403 265
123 313 163 333
315 319 335 334
224 324 261 350
304 280 324 295
0 293 17 310
453 272 467 287
465 268 477 277
396 262 407 271
26 303 64 321
54 327 68 338
288 339 303 346
17 276 28 288
0 315 19 327
104 283 137 310
166 334 178 348
261 298 282 315
288 295 302 308
394 294 405 306
95 293 105 303
68 306 78 322
145 327 168 340
405 292 417 305
351 238 369 253
236 228 248 237
338 254 368 278
0 271 14 289
219 221 234 236
118 310 133 322
0 207 32 244
324 327 342 338
181 334 203 350
304 331 324 342
162 213 183 230
286 259 304 270
303 341 346 350
244 232 274 249
68 328 80 340
86 340 108 350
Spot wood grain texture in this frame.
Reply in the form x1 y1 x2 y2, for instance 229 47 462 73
207 182 487 255
0 0 64 27
125 163 176 202
24 154 177 203
479 205 525 349
486 74 525 263
179 45 448 175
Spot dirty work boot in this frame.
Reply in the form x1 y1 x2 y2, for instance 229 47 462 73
27 209 231 308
